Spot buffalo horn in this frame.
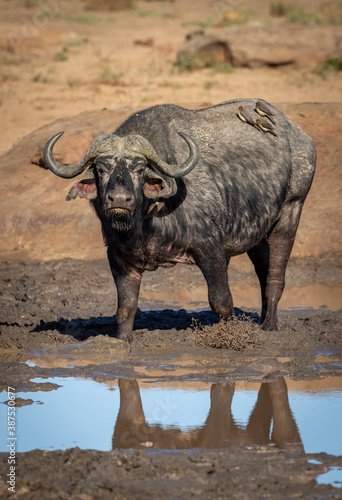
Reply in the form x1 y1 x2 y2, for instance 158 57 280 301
138 132 200 178
43 132 118 179
43 131 200 179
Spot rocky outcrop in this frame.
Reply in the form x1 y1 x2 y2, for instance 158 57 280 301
0 103 341 261
177 26 342 68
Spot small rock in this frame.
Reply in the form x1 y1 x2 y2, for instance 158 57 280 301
140 441 154 448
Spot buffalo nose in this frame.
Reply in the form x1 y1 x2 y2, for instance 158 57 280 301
107 189 133 208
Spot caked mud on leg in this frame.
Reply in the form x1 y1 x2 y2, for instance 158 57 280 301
195 251 234 320
108 251 142 343
261 202 303 331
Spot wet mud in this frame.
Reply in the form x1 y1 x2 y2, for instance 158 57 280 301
0 257 341 498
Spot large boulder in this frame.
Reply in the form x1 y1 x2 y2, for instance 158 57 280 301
177 26 342 69
177 30 233 69
0 103 341 262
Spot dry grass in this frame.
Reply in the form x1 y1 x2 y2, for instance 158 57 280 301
193 315 259 350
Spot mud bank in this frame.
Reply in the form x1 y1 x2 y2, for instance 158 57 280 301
0 256 341 359
1 446 342 499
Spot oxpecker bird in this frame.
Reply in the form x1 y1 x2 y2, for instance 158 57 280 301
255 101 276 125
236 105 256 127
255 118 278 138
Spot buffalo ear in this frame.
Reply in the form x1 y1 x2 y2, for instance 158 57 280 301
143 169 176 199
66 178 97 201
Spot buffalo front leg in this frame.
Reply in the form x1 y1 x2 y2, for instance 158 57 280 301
195 250 233 320
107 251 142 343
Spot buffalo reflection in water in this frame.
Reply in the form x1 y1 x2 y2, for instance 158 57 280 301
112 375 303 452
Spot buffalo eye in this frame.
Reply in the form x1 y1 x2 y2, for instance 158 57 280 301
134 168 144 176
96 164 109 176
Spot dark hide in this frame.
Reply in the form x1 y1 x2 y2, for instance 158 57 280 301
63 98 316 342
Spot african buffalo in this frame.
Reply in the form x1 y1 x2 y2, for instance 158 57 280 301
43 99 316 343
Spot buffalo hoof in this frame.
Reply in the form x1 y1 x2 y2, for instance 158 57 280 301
261 320 278 332
116 330 134 343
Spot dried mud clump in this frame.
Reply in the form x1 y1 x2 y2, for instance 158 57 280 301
194 315 259 350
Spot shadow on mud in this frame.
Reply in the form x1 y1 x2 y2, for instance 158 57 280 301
32 308 259 341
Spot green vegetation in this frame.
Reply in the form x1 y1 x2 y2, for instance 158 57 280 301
99 65 123 82
145 60 165 78
135 8 168 18
162 81 183 89
181 18 216 29
135 9 170 19
289 71 314 88
0 54 15 66
285 6 325 24
181 9 251 29
176 53 208 71
32 72 55 84
204 80 218 90
74 14 101 25
176 53 234 73
313 56 342 78
319 2 342 25
209 62 234 74
66 34 89 47
270 1 342 25
54 51 68 62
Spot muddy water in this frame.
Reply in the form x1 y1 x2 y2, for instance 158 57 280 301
140 282 342 311
317 467 342 489
1 372 341 458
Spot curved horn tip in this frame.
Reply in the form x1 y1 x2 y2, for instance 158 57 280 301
177 131 198 148
177 131 190 141
43 130 90 179
54 131 65 140
49 131 65 143
43 131 64 153
177 130 200 160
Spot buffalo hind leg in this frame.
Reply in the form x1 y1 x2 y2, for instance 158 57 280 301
262 201 303 331
107 250 142 343
195 250 233 320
